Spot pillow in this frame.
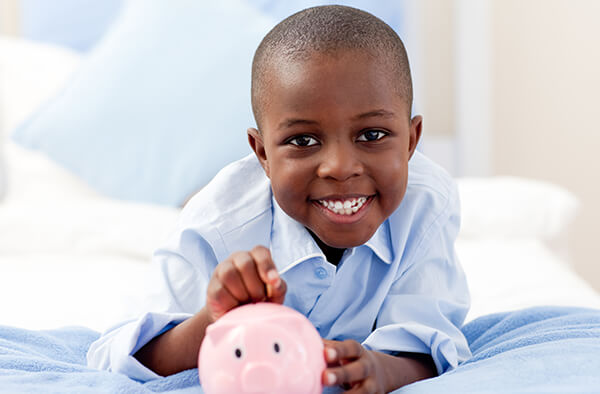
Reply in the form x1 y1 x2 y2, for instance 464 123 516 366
0 37 81 134
19 0 122 52
13 0 274 206
457 176 579 240
0 36 82 204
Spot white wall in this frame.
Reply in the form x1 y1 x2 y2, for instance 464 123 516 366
491 0 600 290
0 0 20 35
420 0 600 290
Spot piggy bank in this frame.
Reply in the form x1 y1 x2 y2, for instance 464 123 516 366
198 303 325 394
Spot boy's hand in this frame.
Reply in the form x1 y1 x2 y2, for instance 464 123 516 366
205 245 286 323
322 339 438 393
322 339 386 393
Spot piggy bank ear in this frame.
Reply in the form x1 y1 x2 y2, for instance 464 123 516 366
205 321 236 346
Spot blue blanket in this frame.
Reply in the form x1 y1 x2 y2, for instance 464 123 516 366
1 306 599 393
399 306 600 393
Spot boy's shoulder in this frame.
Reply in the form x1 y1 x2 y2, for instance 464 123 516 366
394 150 459 232
180 154 272 233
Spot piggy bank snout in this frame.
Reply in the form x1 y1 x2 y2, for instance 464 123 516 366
241 362 281 392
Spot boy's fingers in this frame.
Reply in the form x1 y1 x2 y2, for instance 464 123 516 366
215 259 250 302
324 358 371 388
249 246 278 282
346 378 377 394
249 245 286 303
324 346 338 364
206 277 239 321
230 252 267 301
327 339 364 361
267 277 287 304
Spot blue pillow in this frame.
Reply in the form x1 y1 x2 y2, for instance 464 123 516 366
20 0 123 52
13 0 274 206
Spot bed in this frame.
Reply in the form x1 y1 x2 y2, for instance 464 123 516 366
2 2 600 392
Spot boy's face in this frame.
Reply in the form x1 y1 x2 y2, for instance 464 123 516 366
248 50 421 249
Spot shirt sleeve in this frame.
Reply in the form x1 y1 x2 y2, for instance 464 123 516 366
86 311 191 381
362 185 471 374
86 230 218 381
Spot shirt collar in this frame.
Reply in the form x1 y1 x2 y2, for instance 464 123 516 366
269 198 325 274
363 219 393 264
269 197 394 270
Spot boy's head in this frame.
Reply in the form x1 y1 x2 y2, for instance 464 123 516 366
247 5 422 251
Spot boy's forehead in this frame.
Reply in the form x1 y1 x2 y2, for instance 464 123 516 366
250 6 413 129
262 50 405 110
274 48 384 76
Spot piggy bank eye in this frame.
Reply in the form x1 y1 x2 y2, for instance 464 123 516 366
234 348 243 358
273 342 281 354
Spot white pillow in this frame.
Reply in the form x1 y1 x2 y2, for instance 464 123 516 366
458 237 600 322
0 37 81 134
457 176 579 240
0 36 81 204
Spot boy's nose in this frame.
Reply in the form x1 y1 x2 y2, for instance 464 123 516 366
316 145 364 181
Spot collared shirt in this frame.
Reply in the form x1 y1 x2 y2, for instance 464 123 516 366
87 152 471 382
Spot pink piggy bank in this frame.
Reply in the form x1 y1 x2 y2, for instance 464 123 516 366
198 302 325 394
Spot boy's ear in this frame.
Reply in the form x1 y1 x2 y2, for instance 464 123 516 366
247 127 270 177
408 115 423 159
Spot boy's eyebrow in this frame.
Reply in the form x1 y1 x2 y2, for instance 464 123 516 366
278 118 319 129
354 109 396 120
278 109 396 130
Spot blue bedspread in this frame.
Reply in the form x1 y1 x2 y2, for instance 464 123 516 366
399 306 600 393
1 306 599 393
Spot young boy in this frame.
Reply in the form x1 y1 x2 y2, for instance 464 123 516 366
88 5 470 392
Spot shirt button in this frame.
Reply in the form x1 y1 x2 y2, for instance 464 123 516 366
314 267 328 279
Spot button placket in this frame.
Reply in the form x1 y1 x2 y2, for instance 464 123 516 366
314 266 328 279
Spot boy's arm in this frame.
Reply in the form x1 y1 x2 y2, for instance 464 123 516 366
370 351 437 390
360 181 471 378
135 246 286 377
323 339 436 392
134 307 212 376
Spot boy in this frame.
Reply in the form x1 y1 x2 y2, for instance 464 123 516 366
88 5 471 392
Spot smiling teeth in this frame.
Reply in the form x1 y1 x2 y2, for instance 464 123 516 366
319 197 368 215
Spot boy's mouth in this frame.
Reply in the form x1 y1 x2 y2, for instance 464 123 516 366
316 196 370 216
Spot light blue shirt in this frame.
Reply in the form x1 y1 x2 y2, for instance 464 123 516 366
87 151 471 383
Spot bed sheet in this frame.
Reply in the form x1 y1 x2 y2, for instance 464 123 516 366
0 254 150 331
1 306 598 393
0 143 180 332
458 238 600 322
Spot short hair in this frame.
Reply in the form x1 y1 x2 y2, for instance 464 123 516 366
251 5 413 128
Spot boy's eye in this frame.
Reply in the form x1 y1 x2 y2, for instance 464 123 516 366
288 135 319 147
357 129 387 142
